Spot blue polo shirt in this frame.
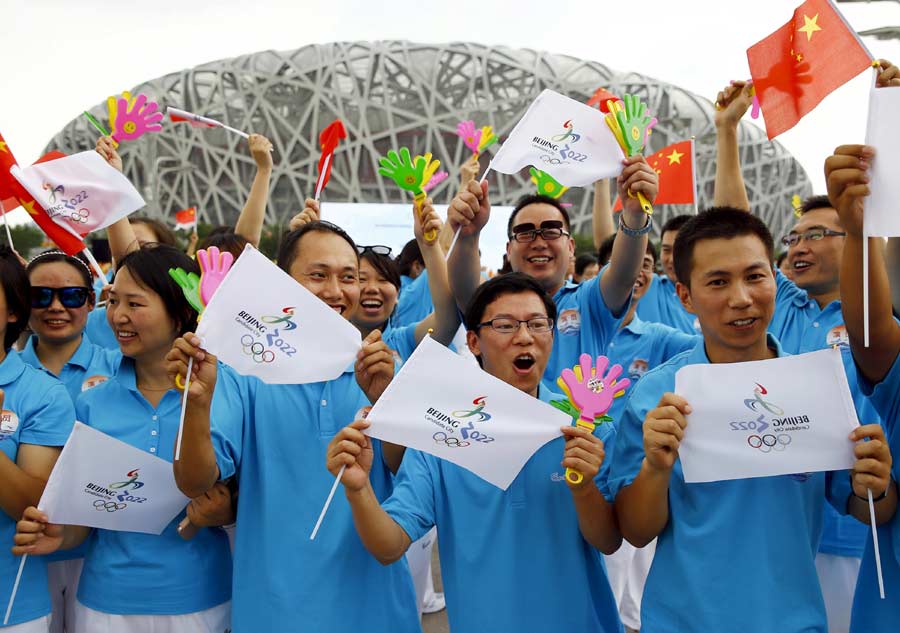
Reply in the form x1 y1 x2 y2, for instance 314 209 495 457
0 352 74 627
849 350 900 633
210 367 420 633
75 356 232 615
604 316 698 424
547 267 627 380
395 272 434 327
636 274 699 334
382 383 623 633
19 334 120 563
84 307 118 350
770 271 874 558
609 336 851 633
383 322 418 364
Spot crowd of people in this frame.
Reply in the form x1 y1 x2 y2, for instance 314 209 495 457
1 62 899 633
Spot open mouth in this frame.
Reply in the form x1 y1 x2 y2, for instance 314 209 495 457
513 353 536 374
729 317 758 329
116 330 137 341
360 299 384 312
527 256 552 265
44 319 70 326
329 304 346 314
792 260 812 272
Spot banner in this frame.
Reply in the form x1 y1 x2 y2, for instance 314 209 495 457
674 349 858 483
366 336 569 489
489 89 625 187
39 422 189 535
15 151 145 234
196 244 362 384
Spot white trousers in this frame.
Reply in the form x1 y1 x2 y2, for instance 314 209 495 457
3 616 49 633
47 559 83 633
815 552 862 633
405 527 438 616
72 601 230 633
604 538 656 631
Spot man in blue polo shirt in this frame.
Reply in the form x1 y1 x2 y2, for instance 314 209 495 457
327 273 624 633
447 156 659 381
610 208 893 633
826 141 900 633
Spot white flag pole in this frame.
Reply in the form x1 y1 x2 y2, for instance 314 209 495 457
3 554 27 625
864 235 870 347
867 488 886 599
0 198 14 250
314 154 331 202
174 357 193 461
309 464 344 540
445 163 492 262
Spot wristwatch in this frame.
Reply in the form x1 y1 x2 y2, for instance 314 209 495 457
618 213 653 237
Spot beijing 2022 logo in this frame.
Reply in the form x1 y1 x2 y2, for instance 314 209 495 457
729 383 810 453
531 120 589 167
236 306 298 363
426 396 495 448
86 468 148 512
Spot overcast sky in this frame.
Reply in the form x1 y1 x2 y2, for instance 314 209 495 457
3 0 899 226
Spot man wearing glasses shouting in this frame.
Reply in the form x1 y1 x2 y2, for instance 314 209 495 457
447 155 658 379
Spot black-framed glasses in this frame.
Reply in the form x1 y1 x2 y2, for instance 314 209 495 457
31 286 90 309
509 221 570 243
357 244 393 257
781 228 846 248
476 316 555 334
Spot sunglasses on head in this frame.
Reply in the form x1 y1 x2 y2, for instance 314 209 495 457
31 286 90 309
357 244 393 256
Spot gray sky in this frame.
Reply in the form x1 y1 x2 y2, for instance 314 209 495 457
2 0 899 225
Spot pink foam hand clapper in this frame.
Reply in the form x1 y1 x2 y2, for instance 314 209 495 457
456 120 482 154
423 170 449 192
559 354 631 485
749 83 761 119
197 246 235 306
109 92 163 143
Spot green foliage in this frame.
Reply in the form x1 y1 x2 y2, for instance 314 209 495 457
5 224 46 257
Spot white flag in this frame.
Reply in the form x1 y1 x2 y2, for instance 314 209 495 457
489 89 625 187
196 244 362 384
39 423 189 535
16 151 145 234
365 336 569 489
674 349 858 484
863 84 900 237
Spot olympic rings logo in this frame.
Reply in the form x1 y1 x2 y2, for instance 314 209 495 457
94 499 126 512
433 431 469 448
747 433 792 453
240 335 275 363
540 154 567 165
68 208 90 224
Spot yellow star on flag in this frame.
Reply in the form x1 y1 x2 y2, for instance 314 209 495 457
666 149 684 165
798 14 822 42
19 199 38 216
0 140 7 153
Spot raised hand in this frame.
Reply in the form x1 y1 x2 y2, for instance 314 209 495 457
414 197 443 249
110 93 163 143
457 120 482 154
165 333 219 406
529 167 568 199
95 136 123 172
824 144 873 238
614 94 653 158
378 148 426 193
248 133 274 170
326 418 375 492
355 329 395 404
197 246 234 306
560 354 630 424
447 179 491 239
714 80 754 129
168 267 204 314
289 198 321 231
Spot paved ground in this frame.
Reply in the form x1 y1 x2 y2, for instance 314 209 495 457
422 542 449 633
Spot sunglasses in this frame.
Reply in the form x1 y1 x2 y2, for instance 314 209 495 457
357 244 393 256
31 286 90 309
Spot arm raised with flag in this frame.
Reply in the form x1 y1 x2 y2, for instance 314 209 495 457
234 134 273 247
410 198 460 347
712 80 754 211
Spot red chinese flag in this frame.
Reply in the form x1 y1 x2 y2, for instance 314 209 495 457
747 0 871 139
586 87 622 113
315 120 347 194
0 133 86 255
613 140 695 211
0 150 66 213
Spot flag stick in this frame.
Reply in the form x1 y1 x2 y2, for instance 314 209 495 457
864 236 870 347
314 153 332 202
80 246 108 290
310 464 345 540
0 199 14 250
3 554 26 625
445 164 492 262
220 124 250 140
83 111 111 137
174 357 193 461
867 488 886 599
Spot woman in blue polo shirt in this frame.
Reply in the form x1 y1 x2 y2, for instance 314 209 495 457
14 245 232 633
19 250 120 633
0 245 75 633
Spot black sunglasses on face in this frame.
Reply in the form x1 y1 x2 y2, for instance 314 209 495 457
31 286 90 309
357 244 393 256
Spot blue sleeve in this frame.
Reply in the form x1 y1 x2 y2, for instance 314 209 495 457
636 274 663 323
774 269 806 309
20 380 75 447
210 366 247 481
825 470 854 516
594 421 617 502
382 449 437 543
658 328 700 362
384 324 418 364
857 348 900 424
578 264 629 337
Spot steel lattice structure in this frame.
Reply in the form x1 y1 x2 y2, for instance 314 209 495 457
45 40 812 240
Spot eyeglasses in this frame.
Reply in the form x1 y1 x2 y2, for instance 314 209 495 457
31 286 90 309
780 228 846 248
357 244 393 256
509 221 570 243
476 316 554 334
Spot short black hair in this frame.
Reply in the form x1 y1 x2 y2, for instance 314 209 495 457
506 195 571 238
396 239 424 277
27 250 93 289
673 207 774 288
597 234 658 268
799 195 834 215
574 253 598 276
276 221 358 273
197 230 250 261
661 214 692 236
0 246 30 351
463 272 558 331
116 244 200 337
131 216 178 247
360 250 401 291
775 251 788 268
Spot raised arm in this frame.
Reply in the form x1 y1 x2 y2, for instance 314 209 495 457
414 200 460 346
95 136 140 262
447 180 491 312
600 156 658 313
234 134 274 247
440 155 481 253
712 81 753 211
592 179 615 248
